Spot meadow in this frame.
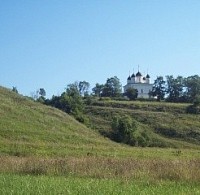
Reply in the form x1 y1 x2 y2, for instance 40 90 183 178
1 174 200 195
0 86 200 194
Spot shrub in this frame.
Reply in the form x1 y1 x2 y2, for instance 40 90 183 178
111 115 137 145
186 105 200 114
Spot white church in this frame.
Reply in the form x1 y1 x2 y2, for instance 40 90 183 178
124 69 153 98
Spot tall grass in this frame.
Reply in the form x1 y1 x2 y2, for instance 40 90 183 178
0 156 199 182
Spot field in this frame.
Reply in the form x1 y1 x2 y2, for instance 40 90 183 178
1 174 200 195
0 86 200 194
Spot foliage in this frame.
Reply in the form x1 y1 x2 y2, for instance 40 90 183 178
37 96 46 103
186 95 200 114
184 75 200 102
150 76 166 101
45 81 90 123
111 115 138 145
124 88 138 100
166 75 185 102
78 81 90 96
59 83 86 122
149 75 200 103
92 77 122 98
38 88 46 97
92 83 104 97
193 95 200 106
12 86 18 93
110 115 152 147
85 98 200 148
102 76 122 97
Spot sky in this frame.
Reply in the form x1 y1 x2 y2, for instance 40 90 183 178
0 0 200 97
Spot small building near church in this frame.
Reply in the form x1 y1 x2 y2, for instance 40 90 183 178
124 70 153 98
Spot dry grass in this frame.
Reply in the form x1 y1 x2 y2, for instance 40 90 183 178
0 156 199 182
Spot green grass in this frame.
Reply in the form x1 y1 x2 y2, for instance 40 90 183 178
0 86 123 157
0 86 200 194
86 99 200 148
0 174 199 195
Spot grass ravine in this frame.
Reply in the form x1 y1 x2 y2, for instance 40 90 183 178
0 86 200 194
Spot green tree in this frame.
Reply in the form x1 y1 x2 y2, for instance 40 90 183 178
166 75 184 102
150 76 166 101
186 95 200 114
38 88 46 97
124 88 138 100
12 86 18 93
78 81 90 96
45 82 87 123
184 75 200 102
64 82 84 113
62 82 87 123
92 83 104 97
102 76 122 97
111 115 137 145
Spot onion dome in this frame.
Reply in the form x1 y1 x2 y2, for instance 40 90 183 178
136 71 142 77
127 76 131 80
146 74 150 78
143 77 146 81
131 73 135 78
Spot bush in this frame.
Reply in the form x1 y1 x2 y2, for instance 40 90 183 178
111 115 137 145
186 105 200 114
111 115 153 146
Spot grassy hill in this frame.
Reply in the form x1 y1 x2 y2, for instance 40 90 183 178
85 99 200 148
0 86 200 194
0 86 127 157
0 85 200 159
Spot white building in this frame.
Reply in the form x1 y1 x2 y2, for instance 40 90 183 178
124 71 153 98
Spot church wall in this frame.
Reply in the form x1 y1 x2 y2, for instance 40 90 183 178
124 83 153 98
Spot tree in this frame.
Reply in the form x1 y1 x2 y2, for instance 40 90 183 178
78 81 90 96
66 82 80 97
111 115 137 145
184 75 200 102
12 86 18 93
150 76 166 101
166 75 184 102
193 95 200 106
92 83 104 97
186 95 200 114
46 95 62 109
124 88 138 100
63 82 86 122
38 88 46 97
102 76 122 97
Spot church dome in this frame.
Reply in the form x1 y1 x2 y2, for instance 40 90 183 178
143 77 146 80
146 74 150 78
127 76 131 80
131 73 135 78
136 71 142 77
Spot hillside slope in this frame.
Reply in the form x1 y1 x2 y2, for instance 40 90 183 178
0 87 125 157
0 86 200 160
85 100 200 148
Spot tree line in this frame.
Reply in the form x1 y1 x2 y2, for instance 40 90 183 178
12 74 200 104
12 74 200 121
11 74 200 146
150 75 200 103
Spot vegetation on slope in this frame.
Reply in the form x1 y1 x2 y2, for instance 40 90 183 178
85 99 200 148
0 86 200 193
0 86 123 157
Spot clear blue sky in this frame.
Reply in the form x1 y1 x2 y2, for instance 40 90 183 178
1 0 200 97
